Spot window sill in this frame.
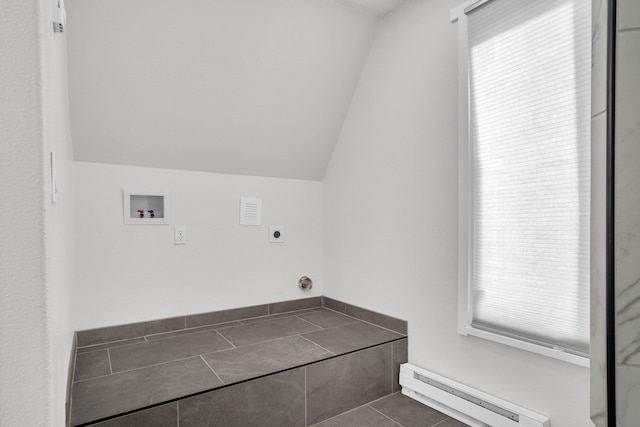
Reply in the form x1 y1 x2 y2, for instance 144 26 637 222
459 325 590 368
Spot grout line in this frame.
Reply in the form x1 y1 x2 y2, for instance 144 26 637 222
368 405 404 427
200 355 225 385
73 355 207 383
367 392 400 405
317 320 361 331
107 348 113 374
391 343 394 393
208 332 328 355
312 318 401 339
71 343 79 385
298 335 335 355
319 308 406 336
77 337 146 352
207 328 404 357
321 299 346 314
322 307 346 316
216 330 236 348
176 401 180 427
295 316 326 331
146 326 221 342
592 109 606 120
68 335 77 426
304 367 307 427
311 403 373 426
239 309 318 325
294 315 326 330
432 418 453 427
72 372 114 384
349 317 406 336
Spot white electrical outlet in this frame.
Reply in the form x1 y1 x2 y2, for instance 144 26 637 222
269 226 284 243
174 226 187 245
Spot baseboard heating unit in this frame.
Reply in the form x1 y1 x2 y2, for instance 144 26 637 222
399 364 549 427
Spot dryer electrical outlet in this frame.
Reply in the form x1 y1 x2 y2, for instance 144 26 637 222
269 226 284 243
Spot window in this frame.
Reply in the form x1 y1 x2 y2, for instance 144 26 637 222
451 0 591 365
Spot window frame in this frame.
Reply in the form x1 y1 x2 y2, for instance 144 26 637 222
451 0 590 368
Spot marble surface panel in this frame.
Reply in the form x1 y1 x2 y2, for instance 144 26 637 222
616 365 640 425
618 0 640 30
615 30 640 365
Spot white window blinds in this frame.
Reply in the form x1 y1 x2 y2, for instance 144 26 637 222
466 0 591 355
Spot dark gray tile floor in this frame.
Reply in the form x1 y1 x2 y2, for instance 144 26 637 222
72 357 222 425
311 393 469 427
202 335 332 383
109 329 233 372
306 344 392 425
71 308 405 426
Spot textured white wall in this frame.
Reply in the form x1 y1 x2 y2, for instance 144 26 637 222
0 0 52 425
73 162 323 330
323 0 591 426
43 11 76 427
1 1 77 424
65 0 378 181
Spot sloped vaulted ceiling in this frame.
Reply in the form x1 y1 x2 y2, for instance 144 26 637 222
66 0 404 181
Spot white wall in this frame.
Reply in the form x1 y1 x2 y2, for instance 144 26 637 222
43 10 76 426
0 0 75 425
65 0 378 181
323 1 591 426
74 162 323 330
0 1 50 423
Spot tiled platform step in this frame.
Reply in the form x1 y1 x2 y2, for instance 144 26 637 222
69 297 408 426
